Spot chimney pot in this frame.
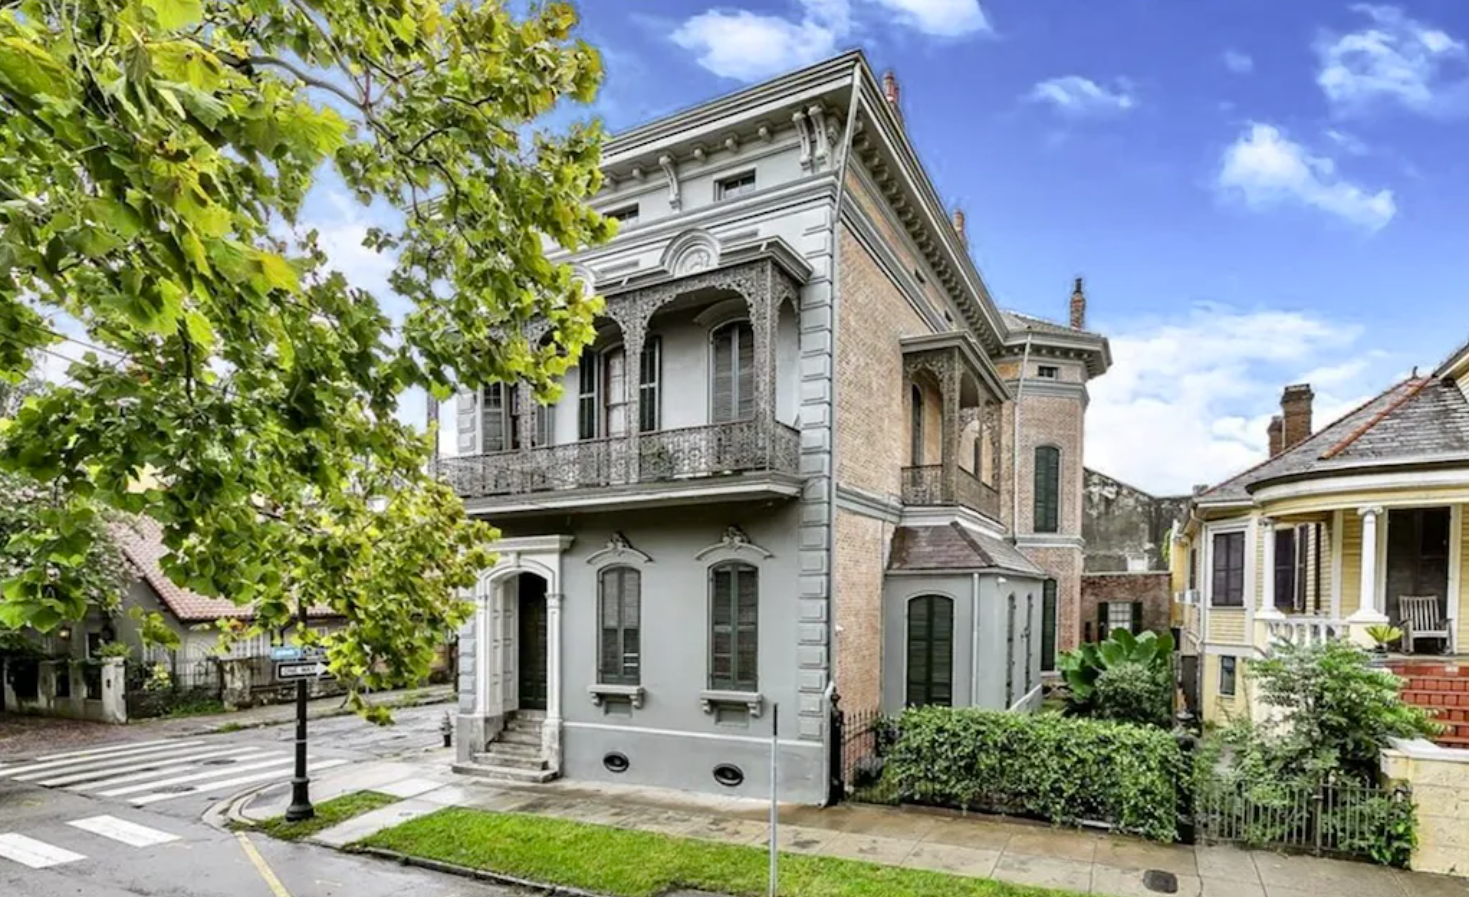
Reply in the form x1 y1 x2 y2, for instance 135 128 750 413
1069 277 1086 330
1267 415 1284 458
882 70 902 124
952 207 966 245
1280 383 1314 452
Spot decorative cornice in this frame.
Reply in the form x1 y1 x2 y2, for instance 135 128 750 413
695 525 775 561
1001 378 1090 408
586 532 653 567
658 153 681 211
835 484 903 523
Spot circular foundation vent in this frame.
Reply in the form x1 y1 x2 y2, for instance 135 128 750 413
603 752 630 774
712 763 745 788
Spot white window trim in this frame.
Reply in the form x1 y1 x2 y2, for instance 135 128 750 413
1218 655 1238 698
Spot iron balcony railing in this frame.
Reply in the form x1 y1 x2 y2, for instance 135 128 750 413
439 419 802 500
900 465 1001 520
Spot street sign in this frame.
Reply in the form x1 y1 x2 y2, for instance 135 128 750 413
275 660 331 682
270 645 325 662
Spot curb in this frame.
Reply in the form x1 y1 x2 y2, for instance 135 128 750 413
352 846 612 897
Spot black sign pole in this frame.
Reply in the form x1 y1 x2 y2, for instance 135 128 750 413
284 599 314 822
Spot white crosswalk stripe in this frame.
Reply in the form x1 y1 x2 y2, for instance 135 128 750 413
129 758 348 806
98 755 299 798
66 815 179 848
39 746 267 788
2 741 208 779
0 833 86 869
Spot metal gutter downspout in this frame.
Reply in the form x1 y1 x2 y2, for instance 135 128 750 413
1011 333 1034 535
824 66 863 732
972 572 982 706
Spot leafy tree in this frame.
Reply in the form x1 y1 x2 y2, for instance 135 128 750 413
0 0 612 708
1058 628 1175 728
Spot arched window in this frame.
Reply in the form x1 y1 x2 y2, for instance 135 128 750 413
711 321 755 422
598 567 641 685
709 562 758 691
905 595 953 708
910 385 924 465
1033 445 1061 533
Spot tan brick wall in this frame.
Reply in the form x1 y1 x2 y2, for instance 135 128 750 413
834 224 933 496
833 510 888 714
1004 392 1085 537
1080 572 1172 640
1020 545 1084 653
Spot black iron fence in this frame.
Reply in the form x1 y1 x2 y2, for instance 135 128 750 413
1196 779 1413 861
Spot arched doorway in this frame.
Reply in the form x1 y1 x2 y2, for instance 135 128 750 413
514 572 549 711
906 595 954 708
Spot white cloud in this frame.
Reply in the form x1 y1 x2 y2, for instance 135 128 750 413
1316 4 1469 116
671 0 989 82
1086 305 1378 494
1027 76 1137 115
1324 128 1370 155
1217 123 1396 231
1223 49 1254 74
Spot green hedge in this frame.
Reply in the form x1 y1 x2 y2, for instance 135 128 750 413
884 706 1184 842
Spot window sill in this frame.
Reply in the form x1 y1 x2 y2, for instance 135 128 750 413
588 684 644 709
700 690 763 718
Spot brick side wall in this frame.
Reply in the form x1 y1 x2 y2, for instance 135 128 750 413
1080 572 1173 641
832 510 889 714
1020 545 1083 654
834 224 931 496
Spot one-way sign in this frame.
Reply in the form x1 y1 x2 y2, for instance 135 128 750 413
275 660 331 682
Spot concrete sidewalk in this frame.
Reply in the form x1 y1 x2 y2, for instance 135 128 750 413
242 759 1469 897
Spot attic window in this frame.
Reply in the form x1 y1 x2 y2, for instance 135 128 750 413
717 172 756 200
606 205 639 224
1037 365 1059 380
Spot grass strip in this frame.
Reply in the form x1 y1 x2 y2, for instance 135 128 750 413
359 807 1078 897
255 790 399 841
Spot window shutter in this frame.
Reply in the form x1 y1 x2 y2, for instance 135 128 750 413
906 598 930 707
578 354 600 440
1097 601 1109 642
910 386 924 465
1274 529 1296 612
735 565 758 691
710 569 733 688
1033 446 1060 533
736 323 755 419
712 328 735 423
457 389 478 455
639 336 661 433
604 347 627 438
1131 601 1143 634
598 571 619 683
622 571 640 683
1041 580 1058 671
482 385 506 453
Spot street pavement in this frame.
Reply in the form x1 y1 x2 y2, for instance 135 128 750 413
0 704 518 897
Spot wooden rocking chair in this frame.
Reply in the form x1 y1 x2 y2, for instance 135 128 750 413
1400 595 1450 654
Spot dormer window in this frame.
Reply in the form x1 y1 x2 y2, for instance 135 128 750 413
607 205 639 224
1037 365 1059 380
717 172 756 200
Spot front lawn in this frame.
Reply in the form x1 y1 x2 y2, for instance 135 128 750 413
359 807 1077 897
254 790 398 841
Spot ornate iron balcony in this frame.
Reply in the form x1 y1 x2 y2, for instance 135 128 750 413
440 420 802 501
901 465 1001 520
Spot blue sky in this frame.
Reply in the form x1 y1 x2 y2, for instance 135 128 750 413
298 1 1469 495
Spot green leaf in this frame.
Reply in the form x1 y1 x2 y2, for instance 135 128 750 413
183 309 216 351
0 37 74 99
142 0 204 30
255 252 300 293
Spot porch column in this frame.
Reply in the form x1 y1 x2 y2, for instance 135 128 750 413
1258 518 1284 621
544 591 564 774
940 351 961 503
1349 506 1389 626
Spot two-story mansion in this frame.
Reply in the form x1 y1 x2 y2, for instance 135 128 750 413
440 52 1110 804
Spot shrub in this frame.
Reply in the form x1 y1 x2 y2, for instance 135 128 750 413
884 706 1184 841
1058 628 1175 728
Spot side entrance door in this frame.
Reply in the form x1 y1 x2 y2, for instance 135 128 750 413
517 576 549 711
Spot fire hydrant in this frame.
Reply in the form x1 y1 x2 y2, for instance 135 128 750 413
440 710 453 748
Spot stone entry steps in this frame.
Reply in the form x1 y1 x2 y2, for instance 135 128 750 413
451 711 556 783
1390 661 1469 748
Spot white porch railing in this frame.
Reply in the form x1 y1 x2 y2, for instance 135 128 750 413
1266 617 1347 648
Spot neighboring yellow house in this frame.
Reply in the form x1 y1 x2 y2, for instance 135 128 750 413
1173 338 1469 734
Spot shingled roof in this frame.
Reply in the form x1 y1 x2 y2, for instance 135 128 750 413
111 517 336 623
1197 371 1469 506
1001 310 1077 336
888 522 1043 575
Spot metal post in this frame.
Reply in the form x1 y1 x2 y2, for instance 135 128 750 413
768 702 778 897
284 600 314 822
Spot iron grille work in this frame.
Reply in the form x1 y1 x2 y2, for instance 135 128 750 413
900 465 1001 520
440 420 801 499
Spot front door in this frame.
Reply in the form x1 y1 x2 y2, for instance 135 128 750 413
1386 507 1451 627
517 576 549 711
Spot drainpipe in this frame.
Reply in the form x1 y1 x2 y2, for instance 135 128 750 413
1010 333 1034 536
971 572 982 705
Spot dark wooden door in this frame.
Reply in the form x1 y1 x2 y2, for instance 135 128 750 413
906 595 954 708
517 576 548 711
1386 508 1451 627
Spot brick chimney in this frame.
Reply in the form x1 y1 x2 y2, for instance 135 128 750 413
1267 415 1284 457
882 70 902 124
1069 277 1086 330
952 207 966 246
1280 383 1314 451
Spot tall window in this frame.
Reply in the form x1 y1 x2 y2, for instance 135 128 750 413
1273 527 1305 612
481 384 549 452
1033 446 1061 533
1219 656 1237 697
1100 600 1141 637
578 354 601 440
598 567 641 685
711 321 755 423
905 595 953 708
1041 579 1058 671
603 346 628 438
1211 531 1246 607
639 336 662 432
910 385 924 465
709 563 758 692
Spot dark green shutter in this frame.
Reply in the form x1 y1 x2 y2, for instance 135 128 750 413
1131 601 1143 634
911 385 924 465
709 563 758 691
1041 580 1058 670
906 596 953 708
1033 446 1060 533
1097 601 1108 642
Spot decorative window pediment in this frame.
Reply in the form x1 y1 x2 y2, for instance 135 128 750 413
586 532 653 567
661 229 721 278
694 525 774 562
